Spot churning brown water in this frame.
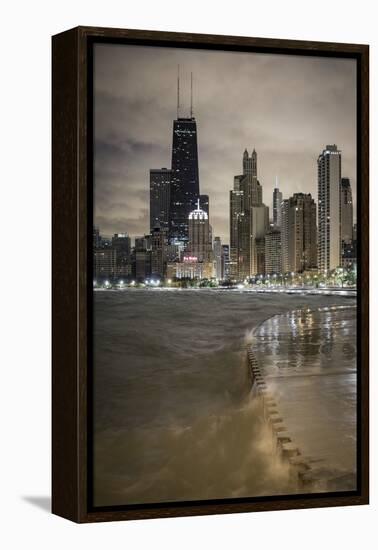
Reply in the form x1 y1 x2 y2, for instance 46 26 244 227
93 289 356 506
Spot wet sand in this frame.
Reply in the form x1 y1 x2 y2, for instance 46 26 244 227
253 305 357 489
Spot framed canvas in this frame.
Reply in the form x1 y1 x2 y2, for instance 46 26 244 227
52 26 369 523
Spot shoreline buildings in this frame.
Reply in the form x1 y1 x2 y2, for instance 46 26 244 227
147 72 214 280
230 149 269 279
93 68 357 286
227 143 354 282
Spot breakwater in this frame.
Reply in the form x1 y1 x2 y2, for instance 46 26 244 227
247 345 322 491
247 305 357 492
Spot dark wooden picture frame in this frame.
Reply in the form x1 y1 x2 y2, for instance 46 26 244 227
52 26 369 523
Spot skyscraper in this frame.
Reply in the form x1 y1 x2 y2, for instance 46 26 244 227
243 148 257 177
112 233 131 277
229 149 268 279
135 236 151 281
282 193 317 273
265 229 282 275
221 244 230 280
169 116 200 246
150 168 171 232
213 236 222 279
151 226 167 279
94 248 117 280
340 177 353 244
149 71 202 249
318 144 342 271
250 204 269 275
229 188 244 280
281 200 290 273
273 183 283 227
240 149 263 207
188 199 212 263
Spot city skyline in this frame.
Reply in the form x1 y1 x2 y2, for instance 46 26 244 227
94 44 357 243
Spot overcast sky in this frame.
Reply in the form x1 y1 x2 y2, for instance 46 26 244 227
94 43 356 244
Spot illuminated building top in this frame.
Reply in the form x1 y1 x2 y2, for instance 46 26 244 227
188 199 208 221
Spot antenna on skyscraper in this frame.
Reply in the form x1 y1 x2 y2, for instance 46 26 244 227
177 64 180 119
190 72 193 118
275 175 279 189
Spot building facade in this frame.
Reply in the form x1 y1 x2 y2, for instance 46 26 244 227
169 257 213 280
94 248 117 280
318 144 342 271
134 236 152 281
273 185 283 228
265 229 282 275
111 233 131 277
151 226 168 279
282 193 317 273
340 177 353 244
229 149 269 280
250 204 269 275
229 188 244 280
213 236 222 279
149 168 171 232
342 240 357 269
169 117 200 246
221 244 230 280
188 200 212 263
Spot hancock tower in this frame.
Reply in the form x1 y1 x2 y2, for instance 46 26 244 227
169 71 200 247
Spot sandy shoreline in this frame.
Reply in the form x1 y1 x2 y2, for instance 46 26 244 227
250 304 357 492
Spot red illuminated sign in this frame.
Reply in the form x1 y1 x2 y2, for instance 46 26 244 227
183 256 198 262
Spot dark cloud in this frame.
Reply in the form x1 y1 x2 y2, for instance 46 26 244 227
94 44 356 242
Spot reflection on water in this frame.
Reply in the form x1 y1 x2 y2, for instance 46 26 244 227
254 305 357 486
93 290 356 506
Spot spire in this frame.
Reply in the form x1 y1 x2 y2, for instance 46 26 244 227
243 149 249 158
177 64 180 119
189 197 208 220
275 175 279 189
190 72 193 118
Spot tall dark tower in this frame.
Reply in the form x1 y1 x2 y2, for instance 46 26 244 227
169 70 200 246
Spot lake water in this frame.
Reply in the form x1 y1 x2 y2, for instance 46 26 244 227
93 289 356 506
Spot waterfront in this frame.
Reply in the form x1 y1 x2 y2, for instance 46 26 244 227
93 289 356 506
253 305 356 490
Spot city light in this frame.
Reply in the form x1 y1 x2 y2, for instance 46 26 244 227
92 143 356 290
